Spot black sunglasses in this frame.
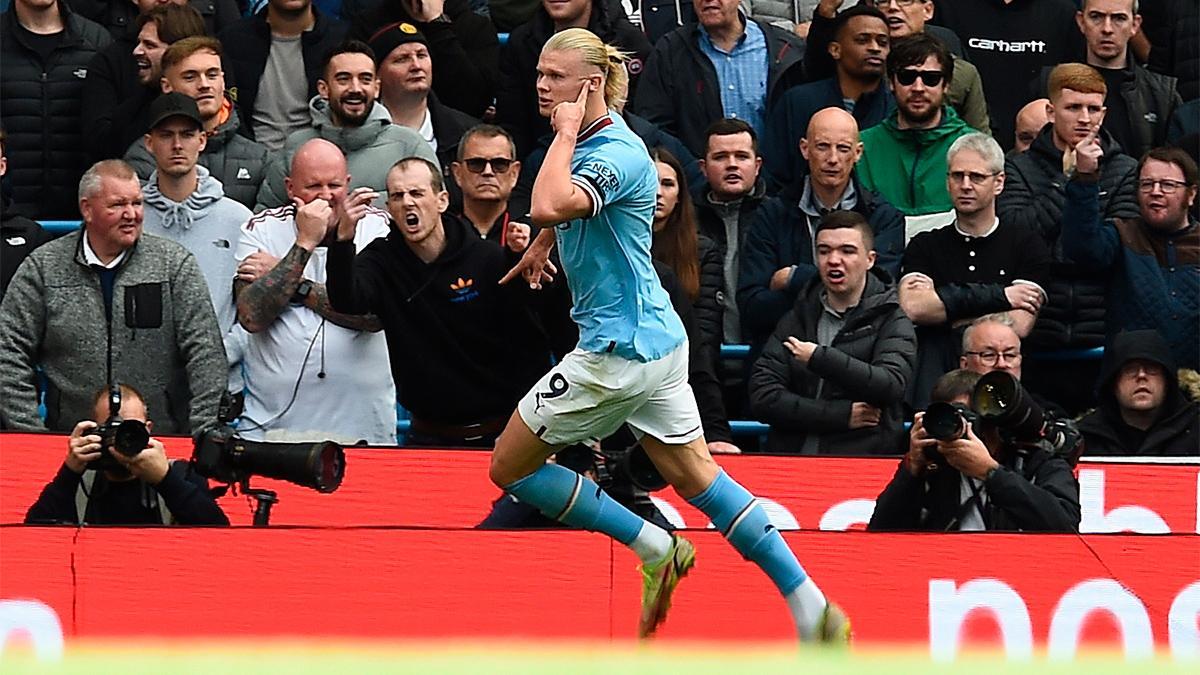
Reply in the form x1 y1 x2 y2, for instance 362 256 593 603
894 69 945 87
462 157 514 174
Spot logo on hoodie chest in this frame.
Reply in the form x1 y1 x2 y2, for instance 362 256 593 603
449 277 479 303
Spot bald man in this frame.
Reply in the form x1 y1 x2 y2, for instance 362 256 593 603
233 138 397 445
737 107 906 346
1012 99 1051 155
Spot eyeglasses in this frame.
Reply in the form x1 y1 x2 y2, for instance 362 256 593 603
462 157 514 174
894 69 944 87
948 170 1000 185
1137 178 1190 194
868 0 925 7
964 351 1023 367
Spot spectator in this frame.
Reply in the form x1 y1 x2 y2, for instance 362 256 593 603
634 0 806 159
694 118 768 349
1030 0 1181 161
234 139 396 445
1062 145 1199 370
255 40 438 210
450 125 531 249
24 383 229 526
762 3 891 189
140 93 250 347
899 133 1051 408
1012 98 1051 155
348 0 500 118
72 0 239 39
1 0 111 219
650 147 737 452
124 36 270 211
218 0 348 151
805 0 990 134
739 107 905 347
857 33 974 235
81 3 206 163
1 127 54 300
1080 329 1198 457
929 0 1084 151
1147 0 1197 103
1000 64 1141 411
744 0 819 35
1168 99 1199 145
0 160 227 433
957 313 1023 380
496 0 651 157
369 22 479 190
867 367 1081 532
749 210 916 455
323 157 554 447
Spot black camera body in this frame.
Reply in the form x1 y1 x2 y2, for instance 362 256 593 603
86 385 149 473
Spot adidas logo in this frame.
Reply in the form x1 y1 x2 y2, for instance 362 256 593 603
450 277 473 293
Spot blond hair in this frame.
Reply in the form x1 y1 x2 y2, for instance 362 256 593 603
542 27 630 110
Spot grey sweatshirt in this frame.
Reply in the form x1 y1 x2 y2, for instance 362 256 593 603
0 230 227 434
141 165 250 335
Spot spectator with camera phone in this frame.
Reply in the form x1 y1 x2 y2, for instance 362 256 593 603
25 384 228 526
867 368 1080 532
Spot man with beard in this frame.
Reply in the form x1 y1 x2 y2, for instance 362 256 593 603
219 0 348 151
857 33 973 236
1063 145 1199 370
255 40 438 211
82 3 205 162
762 4 891 190
124 37 270 211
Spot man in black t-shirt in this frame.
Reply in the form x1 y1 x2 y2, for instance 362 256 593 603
899 132 1051 408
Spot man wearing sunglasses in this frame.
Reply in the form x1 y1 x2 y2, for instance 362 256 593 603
857 33 973 237
1063 145 1199 370
449 124 532 253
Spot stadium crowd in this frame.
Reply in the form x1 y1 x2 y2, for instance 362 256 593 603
0 0 1197 530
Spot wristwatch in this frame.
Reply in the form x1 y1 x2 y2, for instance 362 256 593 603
290 280 314 305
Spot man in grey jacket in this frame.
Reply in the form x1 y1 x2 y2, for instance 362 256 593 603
254 40 437 211
0 159 227 435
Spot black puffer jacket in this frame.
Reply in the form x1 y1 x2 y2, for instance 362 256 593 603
634 17 806 159
124 100 268 210
998 125 1140 348
1149 0 1199 102
1079 329 1199 457
350 0 500 118
496 0 652 157
70 0 240 39
693 234 725 353
749 269 916 455
868 445 1081 532
0 2 111 218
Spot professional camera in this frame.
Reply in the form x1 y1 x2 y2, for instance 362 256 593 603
87 384 150 473
923 402 981 442
972 371 1084 461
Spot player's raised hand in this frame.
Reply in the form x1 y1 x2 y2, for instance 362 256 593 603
551 81 591 138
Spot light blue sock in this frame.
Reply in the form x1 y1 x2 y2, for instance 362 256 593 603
505 463 645 545
688 470 808 595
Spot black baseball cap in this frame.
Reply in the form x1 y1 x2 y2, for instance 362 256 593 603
147 92 204 130
367 22 428 65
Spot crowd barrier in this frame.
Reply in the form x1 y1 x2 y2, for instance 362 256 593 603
2 433 1196 657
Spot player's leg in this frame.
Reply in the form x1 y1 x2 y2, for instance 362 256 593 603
631 345 849 642
488 353 675 567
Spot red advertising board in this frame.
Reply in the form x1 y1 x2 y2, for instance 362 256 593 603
1 433 1196 533
1 528 1197 659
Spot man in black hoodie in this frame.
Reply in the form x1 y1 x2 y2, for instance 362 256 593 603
496 0 651 157
0 127 53 301
1080 329 1198 456
323 156 554 447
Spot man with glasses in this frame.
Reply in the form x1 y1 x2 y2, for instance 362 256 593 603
450 125 531 252
999 63 1141 413
899 132 1051 409
1063 145 1199 369
857 33 973 238
959 314 1024 380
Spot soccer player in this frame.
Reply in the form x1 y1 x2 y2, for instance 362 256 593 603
491 27 850 643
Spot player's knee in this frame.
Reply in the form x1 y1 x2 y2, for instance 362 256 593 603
488 453 517 489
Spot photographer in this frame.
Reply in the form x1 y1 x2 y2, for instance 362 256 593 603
25 385 228 526
867 370 1080 532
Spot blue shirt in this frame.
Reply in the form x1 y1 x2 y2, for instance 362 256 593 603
698 16 769 136
559 113 685 362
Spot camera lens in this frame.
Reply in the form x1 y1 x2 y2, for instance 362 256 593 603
924 402 965 442
112 420 149 456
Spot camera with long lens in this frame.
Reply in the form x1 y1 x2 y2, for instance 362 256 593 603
190 394 346 524
971 371 1084 462
86 384 150 473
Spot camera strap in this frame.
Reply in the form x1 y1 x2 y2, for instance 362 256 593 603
948 476 989 532
76 471 174 525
